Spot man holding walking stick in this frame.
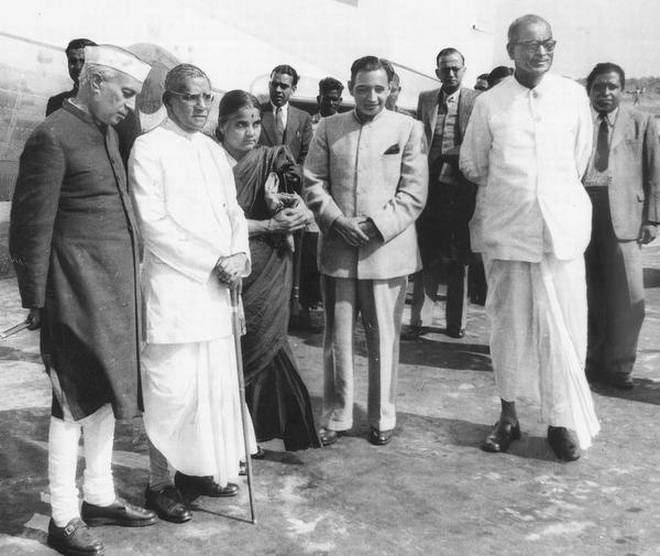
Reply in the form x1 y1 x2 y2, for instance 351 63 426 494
129 63 255 523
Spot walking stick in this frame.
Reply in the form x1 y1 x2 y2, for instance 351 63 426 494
230 285 257 524
0 319 30 339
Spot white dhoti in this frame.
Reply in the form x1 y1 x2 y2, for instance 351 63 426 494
484 254 600 449
142 337 255 487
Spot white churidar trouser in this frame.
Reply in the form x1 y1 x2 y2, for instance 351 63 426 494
142 337 256 488
484 254 600 449
48 403 116 527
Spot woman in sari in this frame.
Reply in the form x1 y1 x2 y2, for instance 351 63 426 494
217 90 321 451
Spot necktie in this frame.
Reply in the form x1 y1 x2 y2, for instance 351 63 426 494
275 107 285 144
594 112 609 172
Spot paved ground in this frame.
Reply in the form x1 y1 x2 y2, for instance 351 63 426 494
1 200 659 555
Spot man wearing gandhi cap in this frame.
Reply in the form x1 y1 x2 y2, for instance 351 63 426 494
10 45 156 556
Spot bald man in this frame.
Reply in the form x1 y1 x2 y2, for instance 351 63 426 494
460 15 599 462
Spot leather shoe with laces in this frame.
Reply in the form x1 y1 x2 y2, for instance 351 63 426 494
319 427 343 446
174 472 239 500
400 325 429 341
446 327 465 339
481 420 521 453
547 426 580 462
81 497 157 527
47 517 104 556
368 428 393 446
145 485 192 523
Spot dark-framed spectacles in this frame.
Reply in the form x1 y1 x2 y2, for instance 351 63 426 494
513 39 557 53
169 91 215 104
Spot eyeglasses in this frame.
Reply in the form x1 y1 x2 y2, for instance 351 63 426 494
513 39 557 53
169 91 215 104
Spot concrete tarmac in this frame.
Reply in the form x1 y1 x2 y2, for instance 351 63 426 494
1 202 659 555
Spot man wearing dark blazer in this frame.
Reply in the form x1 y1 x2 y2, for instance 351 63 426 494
260 64 315 330
404 48 479 340
583 62 660 390
259 64 313 168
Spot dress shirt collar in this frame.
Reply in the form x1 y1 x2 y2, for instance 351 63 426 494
591 106 618 127
439 88 460 105
271 102 289 117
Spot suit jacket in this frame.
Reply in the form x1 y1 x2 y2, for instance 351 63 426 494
584 105 660 240
259 103 313 167
303 109 428 280
416 87 480 261
416 86 479 159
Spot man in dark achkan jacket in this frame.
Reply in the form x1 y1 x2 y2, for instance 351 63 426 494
11 45 155 556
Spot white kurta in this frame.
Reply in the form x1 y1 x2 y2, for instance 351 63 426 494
459 74 599 448
129 119 254 484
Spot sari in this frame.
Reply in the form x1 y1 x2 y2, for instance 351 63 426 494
233 145 321 450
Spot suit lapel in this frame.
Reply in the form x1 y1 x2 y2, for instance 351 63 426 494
261 109 276 145
426 90 440 142
456 88 469 143
610 106 631 151
284 106 297 145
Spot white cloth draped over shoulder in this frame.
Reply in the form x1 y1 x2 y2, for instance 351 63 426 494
129 119 255 484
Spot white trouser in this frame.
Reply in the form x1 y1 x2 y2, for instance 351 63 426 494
48 403 116 526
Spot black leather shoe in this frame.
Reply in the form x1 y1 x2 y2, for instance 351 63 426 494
174 472 239 500
81 497 157 527
145 485 192 523
481 420 521 453
368 428 393 446
446 327 465 339
547 426 580 462
47 518 104 556
400 326 429 341
251 445 266 459
319 427 343 446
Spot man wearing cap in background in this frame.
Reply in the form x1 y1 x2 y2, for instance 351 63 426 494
10 45 155 556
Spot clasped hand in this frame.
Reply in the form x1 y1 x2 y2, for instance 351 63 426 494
268 198 312 233
215 253 248 287
332 215 379 247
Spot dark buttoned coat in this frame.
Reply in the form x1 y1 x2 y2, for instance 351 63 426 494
10 101 142 420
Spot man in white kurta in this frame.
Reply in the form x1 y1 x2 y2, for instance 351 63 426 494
459 15 599 461
129 64 252 522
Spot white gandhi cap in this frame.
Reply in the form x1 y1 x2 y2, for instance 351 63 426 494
84 45 151 82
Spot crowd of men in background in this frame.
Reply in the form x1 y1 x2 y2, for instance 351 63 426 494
7 12 660 556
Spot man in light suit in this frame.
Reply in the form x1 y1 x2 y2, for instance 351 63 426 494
304 56 428 446
583 62 660 390
405 47 479 340
259 64 313 168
